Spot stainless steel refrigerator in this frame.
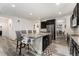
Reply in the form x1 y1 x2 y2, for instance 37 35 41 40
46 24 55 41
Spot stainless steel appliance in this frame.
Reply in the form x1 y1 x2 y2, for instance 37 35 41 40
46 24 55 40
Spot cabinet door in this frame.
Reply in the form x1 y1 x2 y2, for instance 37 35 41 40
41 21 46 29
42 35 49 51
74 42 79 56
71 3 79 28
73 4 77 17
46 35 49 46
47 19 55 25
77 3 79 25
77 3 79 17
0 31 2 36
75 47 79 56
71 39 79 56
42 36 47 51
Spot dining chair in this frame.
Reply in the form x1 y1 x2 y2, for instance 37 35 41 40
21 30 27 34
28 30 32 34
16 31 24 55
33 30 36 34
22 37 37 55
16 31 37 55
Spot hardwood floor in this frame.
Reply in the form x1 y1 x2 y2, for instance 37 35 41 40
0 36 17 56
43 39 70 56
0 36 34 56
0 36 70 56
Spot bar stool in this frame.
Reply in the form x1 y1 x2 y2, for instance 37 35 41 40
16 31 24 55
22 37 37 55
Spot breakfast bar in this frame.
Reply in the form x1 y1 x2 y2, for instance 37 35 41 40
19 33 51 55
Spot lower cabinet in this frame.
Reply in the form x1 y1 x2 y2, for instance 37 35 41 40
70 38 79 56
42 35 50 51
75 46 79 56
0 31 2 36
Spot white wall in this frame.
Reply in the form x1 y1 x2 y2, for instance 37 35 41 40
65 15 73 34
55 14 73 35
56 19 66 31
0 16 39 40
33 20 41 34
2 14 78 40
12 17 34 31
56 14 79 35
65 15 79 35
8 17 37 40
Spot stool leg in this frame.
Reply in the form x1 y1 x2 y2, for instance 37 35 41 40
16 40 19 52
17 41 18 48
19 42 22 55
27 44 29 53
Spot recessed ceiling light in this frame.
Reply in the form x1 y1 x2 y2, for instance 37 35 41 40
59 12 62 15
56 3 60 5
29 13 32 15
11 4 15 8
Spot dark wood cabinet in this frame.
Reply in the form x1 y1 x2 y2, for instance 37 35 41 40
71 3 79 28
70 38 79 56
41 19 56 51
75 45 79 56
77 3 79 17
0 31 2 36
41 21 47 29
42 35 49 51
76 3 79 25
47 19 55 25
41 19 56 28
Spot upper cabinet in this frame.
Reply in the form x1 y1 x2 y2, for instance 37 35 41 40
41 21 47 29
71 3 79 28
41 19 56 29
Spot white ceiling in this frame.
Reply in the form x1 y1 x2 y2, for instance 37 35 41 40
0 3 76 20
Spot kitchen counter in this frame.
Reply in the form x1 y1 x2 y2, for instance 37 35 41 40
22 32 51 39
70 35 79 56
21 32 51 55
71 35 79 46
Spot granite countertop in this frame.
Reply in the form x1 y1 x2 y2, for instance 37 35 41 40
22 32 51 39
71 35 79 45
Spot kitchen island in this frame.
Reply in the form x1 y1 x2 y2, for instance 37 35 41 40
21 32 51 55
